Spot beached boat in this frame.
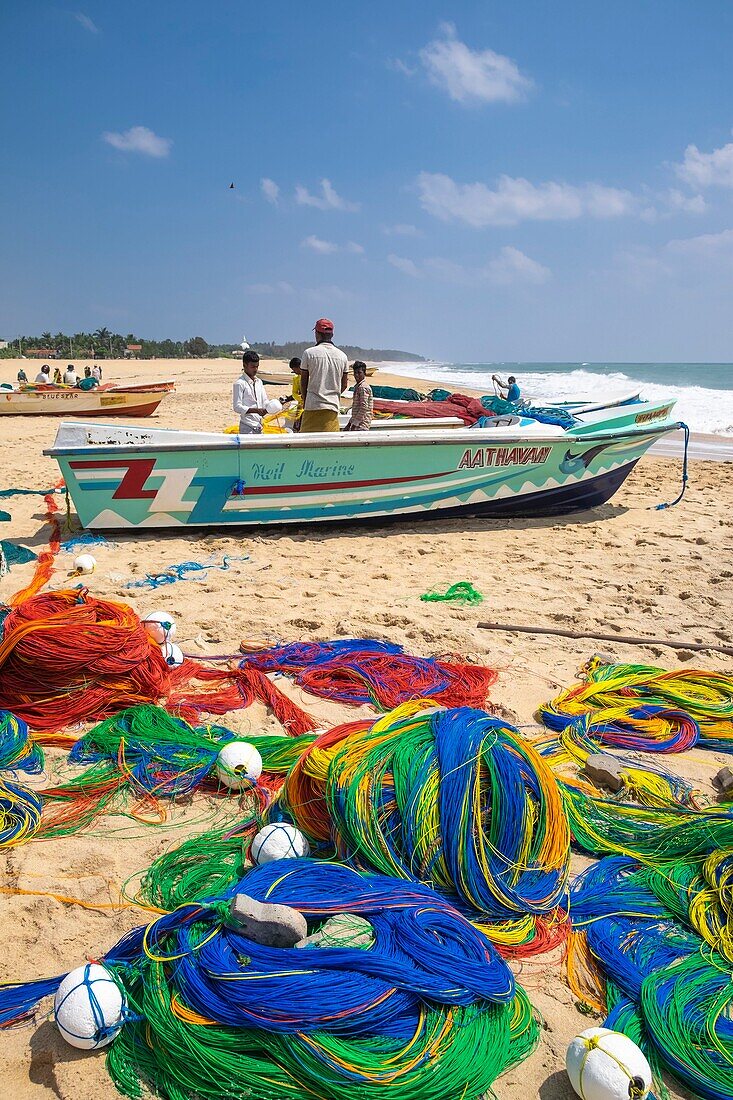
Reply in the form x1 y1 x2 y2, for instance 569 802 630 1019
47 411 681 530
0 381 175 417
260 365 377 385
366 396 674 435
342 396 672 434
551 389 641 414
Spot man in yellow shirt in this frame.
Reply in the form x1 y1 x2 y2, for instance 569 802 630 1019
288 357 302 404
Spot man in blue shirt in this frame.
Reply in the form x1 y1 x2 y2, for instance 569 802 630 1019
492 374 521 402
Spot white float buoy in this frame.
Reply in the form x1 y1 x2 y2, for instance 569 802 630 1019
251 822 310 864
161 641 184 667
142 611 177 644
566 1027 652 1100
54 963 125 1050
215 741 263 789
74 553 96 575
265 399 283 416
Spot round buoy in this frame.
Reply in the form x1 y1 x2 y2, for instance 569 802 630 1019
161 641 184 668
566 1027 652 1100
74 553 96 575
54 963 125 1050
265 399 283 416
142 611 177 644
215 741 263 789
251 822 310 864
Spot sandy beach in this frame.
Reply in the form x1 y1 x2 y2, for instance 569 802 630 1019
0 356 730 1100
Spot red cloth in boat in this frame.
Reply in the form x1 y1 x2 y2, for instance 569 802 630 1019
372 392 487 425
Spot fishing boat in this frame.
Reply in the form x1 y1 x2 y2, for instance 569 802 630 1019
260 365 378 385
0 380 175 417
367 396 674 435
46 409 682 530
551 389 641 414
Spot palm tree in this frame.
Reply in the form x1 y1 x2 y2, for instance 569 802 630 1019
41 331 52 346
93 327 112 344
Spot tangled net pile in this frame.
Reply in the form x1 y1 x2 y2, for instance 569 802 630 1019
0 589 170 730
0 704 316 848
136 703 570 957
539 656 733 751
239 638 497 711
0 861 539 1100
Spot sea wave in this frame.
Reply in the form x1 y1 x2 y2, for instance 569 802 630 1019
382 363 733 436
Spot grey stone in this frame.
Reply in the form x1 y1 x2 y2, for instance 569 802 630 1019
229 893 308 947
582 753 626 793
296 913 374 950
713 767 733 801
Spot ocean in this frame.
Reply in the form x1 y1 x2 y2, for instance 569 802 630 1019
384 362 733 437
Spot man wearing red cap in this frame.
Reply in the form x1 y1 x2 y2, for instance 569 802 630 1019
299 318 349 433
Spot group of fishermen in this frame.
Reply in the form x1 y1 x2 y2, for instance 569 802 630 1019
18 362 103 391
233 317 373 435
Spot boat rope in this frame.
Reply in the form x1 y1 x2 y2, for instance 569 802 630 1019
124 555 249 591
655 421 690 510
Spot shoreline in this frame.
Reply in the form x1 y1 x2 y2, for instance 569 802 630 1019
2 355 729 459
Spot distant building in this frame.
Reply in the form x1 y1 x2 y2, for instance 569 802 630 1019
125 344 142 357
26 348 58 358
0 340 7 350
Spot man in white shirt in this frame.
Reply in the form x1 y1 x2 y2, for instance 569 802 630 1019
300 318 349 433
232 349 269 434
35 364 52 384
63 364 77 386
92 364 102 381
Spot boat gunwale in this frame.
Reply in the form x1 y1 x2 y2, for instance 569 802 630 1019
43 419 681 458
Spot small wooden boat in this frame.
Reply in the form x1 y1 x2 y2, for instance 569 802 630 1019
47 409 681 530
0 381 174 417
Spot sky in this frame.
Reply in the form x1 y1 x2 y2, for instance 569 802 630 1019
2 1 733 362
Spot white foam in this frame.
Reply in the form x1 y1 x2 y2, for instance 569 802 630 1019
383 363 733 436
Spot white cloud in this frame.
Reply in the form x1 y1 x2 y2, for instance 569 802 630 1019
388 254 421 277
382 223 423 237
638 189 707 221
302 235 339 254
74 11 98 33
666 227 733 256
616 228 733 288
295 178 360 212
388 247 550 285
675 136 733 188
388 58 418 77
101 126 172 158
260 178 280 204
485 245 550 285
417 171 637 227
418 22 532 105
663 188 707 214
302 236 364 255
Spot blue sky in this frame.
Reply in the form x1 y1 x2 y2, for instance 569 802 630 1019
2 1 733 361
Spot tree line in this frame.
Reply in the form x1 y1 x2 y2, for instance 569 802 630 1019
0 330 424 363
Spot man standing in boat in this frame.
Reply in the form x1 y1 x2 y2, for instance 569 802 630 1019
299 317 349 433
233 349 269 434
